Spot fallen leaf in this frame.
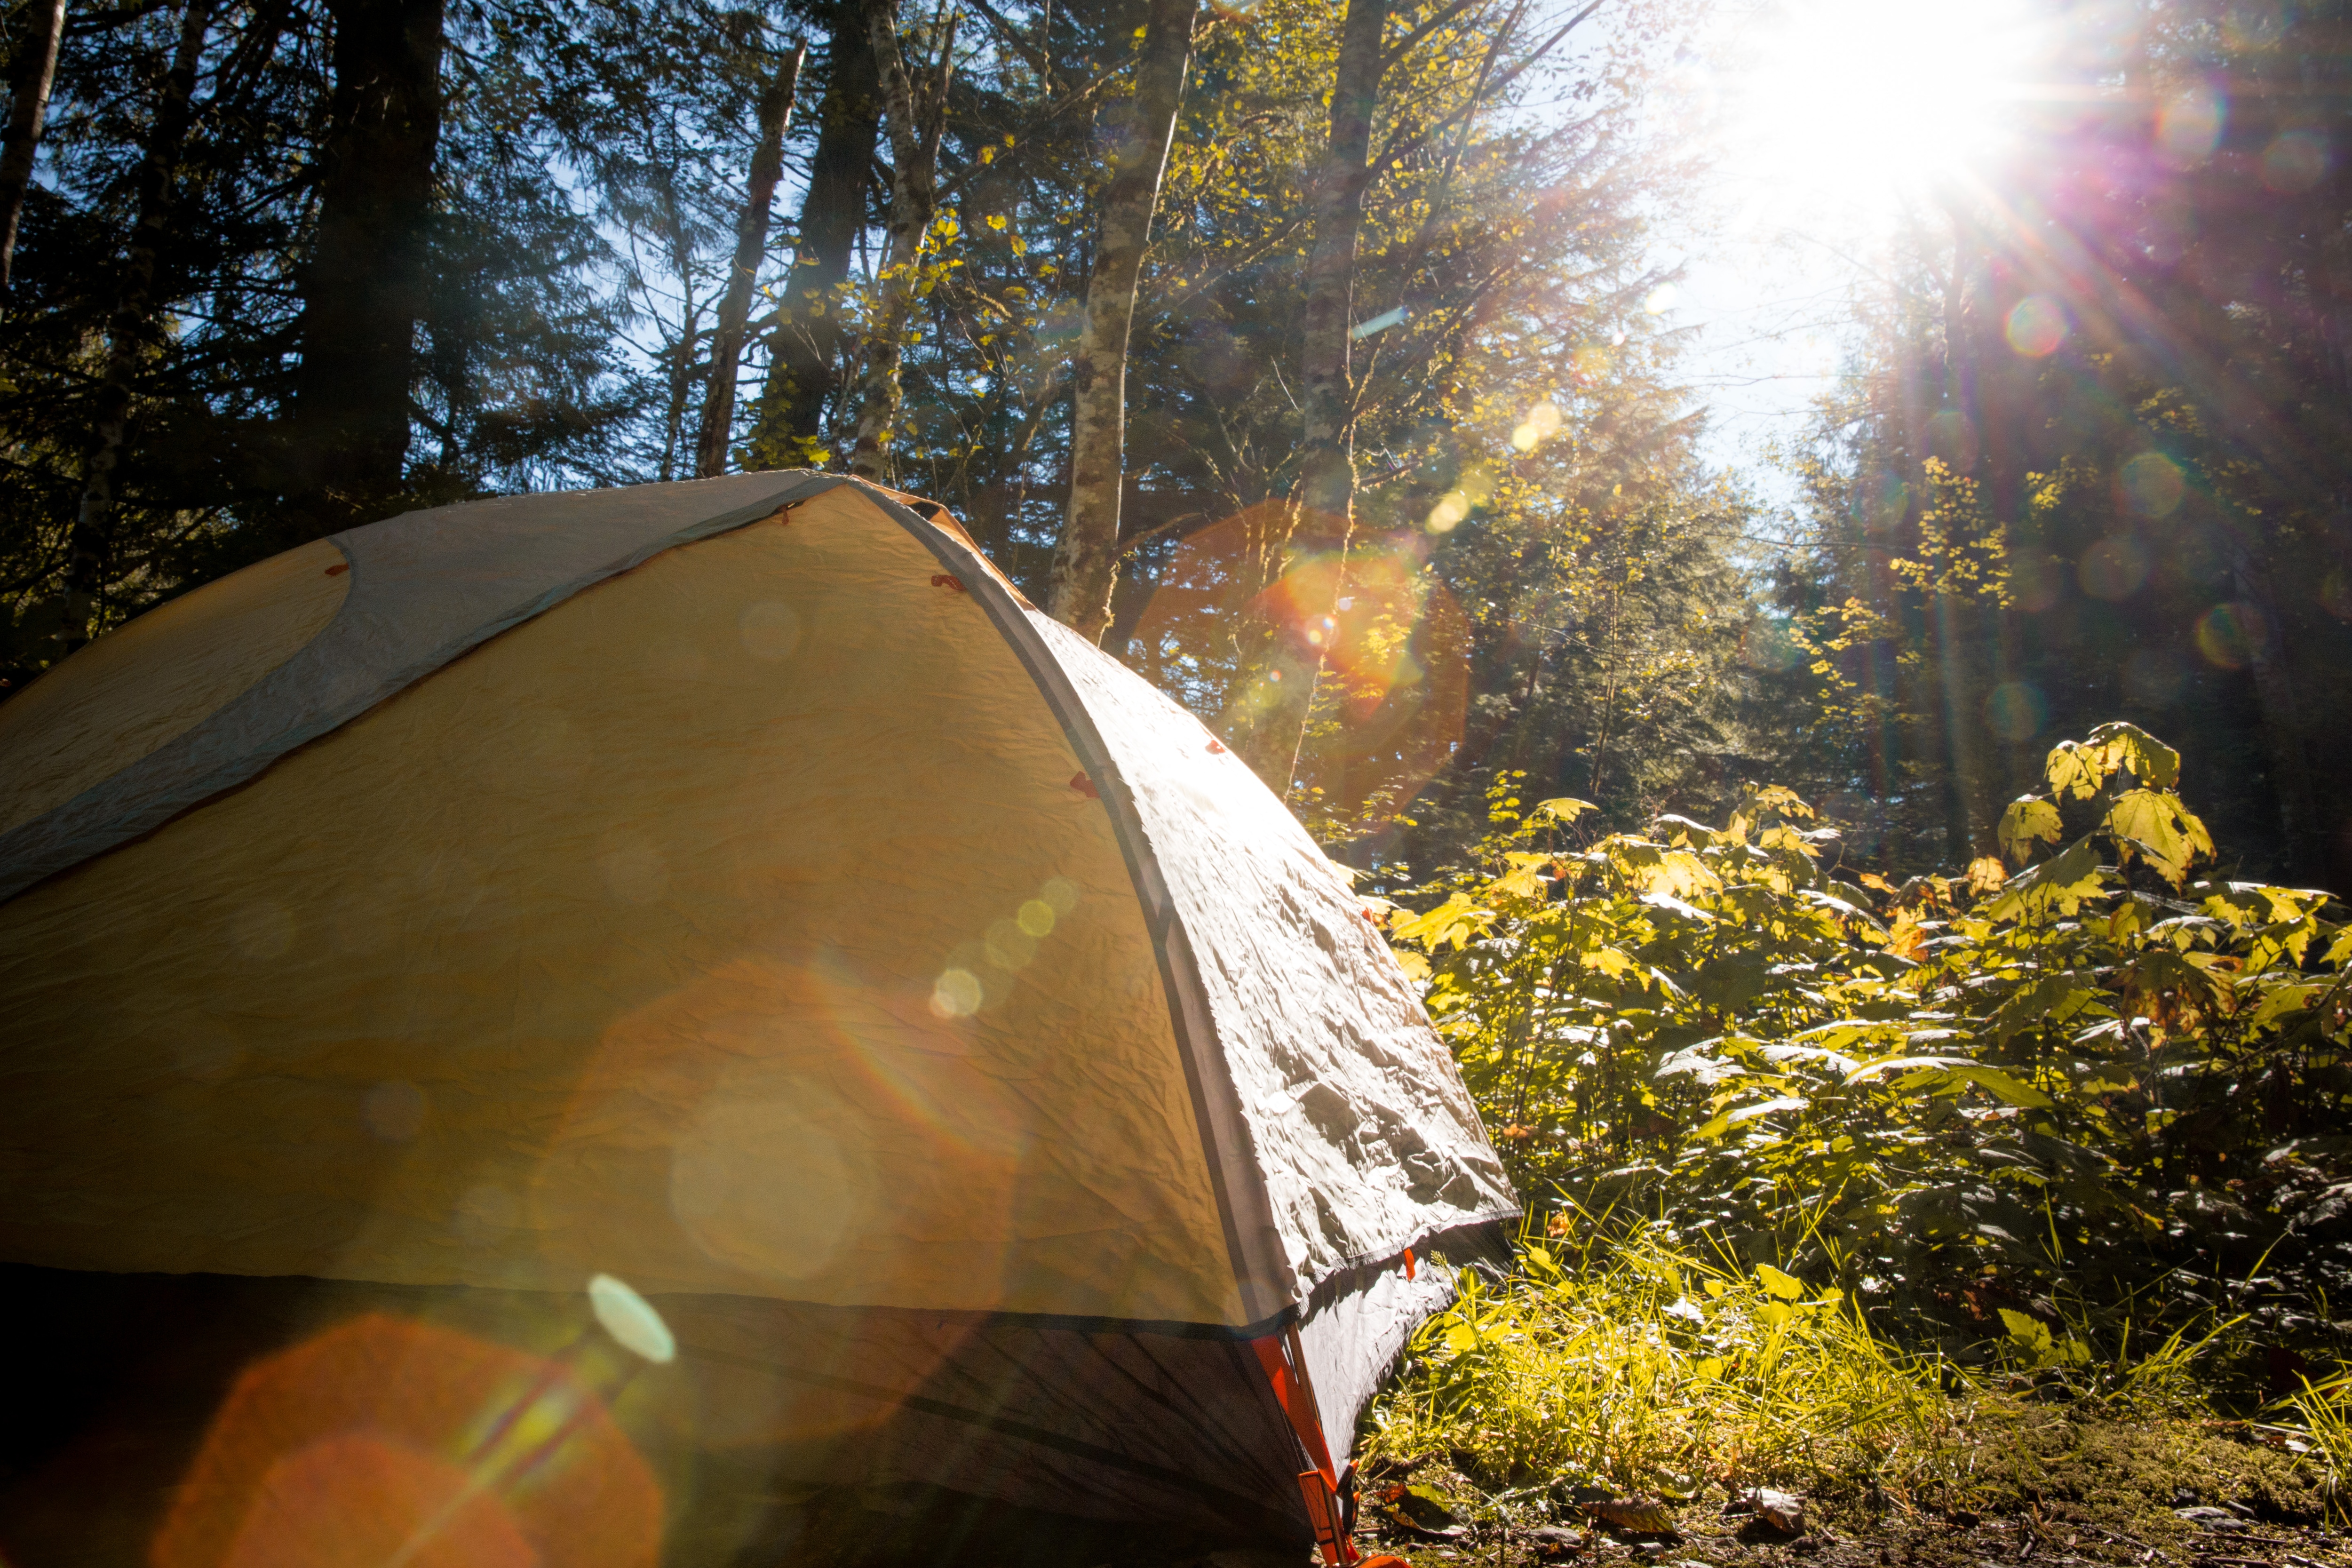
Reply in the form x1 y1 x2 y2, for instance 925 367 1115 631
1584 1498 1677 1536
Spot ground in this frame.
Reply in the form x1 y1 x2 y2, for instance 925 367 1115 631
1351 1420 2346 1568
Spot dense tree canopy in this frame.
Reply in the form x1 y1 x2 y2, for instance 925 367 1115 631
8 0 2352 896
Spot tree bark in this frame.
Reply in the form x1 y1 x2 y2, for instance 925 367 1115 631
749 0 883 463
64 0 214 648
1224 0 1384 780
0 0 65 287
289 0 444 529
1296 0 1386 521
847 0 953 482
695 39 803 478
1043 0 1198 639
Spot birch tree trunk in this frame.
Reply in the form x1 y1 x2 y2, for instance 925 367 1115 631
847 0 954 482
1043 0 1198 639
1226 0 1384 779
751 0 883 462
0 0 65 287
64 0 214 649
694 40 803 478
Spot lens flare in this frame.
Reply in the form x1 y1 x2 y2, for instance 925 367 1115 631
2264 130 2328 193
2159 87 2226 161
2078 536 2152 600
1984 681 2048 742
1128 502 1468 837
152 1315 661 1568
588 1274 676 1365
2004 295 2067 357
2196 601 2266 669
2117 452 2185 517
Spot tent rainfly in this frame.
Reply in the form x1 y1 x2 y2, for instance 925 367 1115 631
0 472 1517 1567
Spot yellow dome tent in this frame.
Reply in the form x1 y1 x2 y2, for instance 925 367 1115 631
0 473 1514 1566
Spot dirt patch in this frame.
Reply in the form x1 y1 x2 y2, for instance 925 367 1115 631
1361 1420 2345 1568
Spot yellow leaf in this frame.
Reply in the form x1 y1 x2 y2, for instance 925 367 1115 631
1997 796 2063 861
1756 1264 1805 1300
2106 788 2210 887
1967 855 2008 894
1579 945 1635 978
1999 1307 2052 1351
985 213 1008 230
2044 740 2103 800
2090 721 2182 788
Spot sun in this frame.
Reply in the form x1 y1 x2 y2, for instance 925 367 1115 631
1713 0 2047 216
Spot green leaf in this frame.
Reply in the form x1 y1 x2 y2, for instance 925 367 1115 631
1999 1307 2053 1351
1945 1065 2055 1109
1756 1263 1805 1300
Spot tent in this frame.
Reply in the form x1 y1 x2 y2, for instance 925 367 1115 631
0 472 1516 1567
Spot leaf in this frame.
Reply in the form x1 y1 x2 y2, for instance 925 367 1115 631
1533 796 1596 825
1997 797 2063 862
1756 1263 1805 1300
1999 1307 2053 1351
1945 1064 2055 1109
2249 980 2328 1028
1747 784 1816 820
2045 740 2104 801
1886 909 1929 961
2089 721 2182 788
1844 1056 2050 1107
2105 789 2213 887
1968 855 2009 893
1580 945 1636 979
1859 872 1897 893
1983 835 2106 921
1585 1498 1678 1536
1391 892 1495 951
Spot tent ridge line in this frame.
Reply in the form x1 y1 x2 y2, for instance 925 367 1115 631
840 478 1294 1329
0 472 844 908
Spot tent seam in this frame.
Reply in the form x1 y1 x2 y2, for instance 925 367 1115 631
838 478 1294 1330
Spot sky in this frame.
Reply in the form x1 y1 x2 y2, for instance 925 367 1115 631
1650 0 2054 513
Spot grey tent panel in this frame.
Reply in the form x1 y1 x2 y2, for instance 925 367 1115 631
0 472 844 906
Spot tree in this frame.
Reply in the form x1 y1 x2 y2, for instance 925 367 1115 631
695 37 803 478
847 0 956 481
1043 0 1197 639
287 0 446 526
65 0 215 649
746 0 884 464
0 0 66 285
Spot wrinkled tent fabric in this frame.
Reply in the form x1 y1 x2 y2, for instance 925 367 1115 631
0 473 1515 1562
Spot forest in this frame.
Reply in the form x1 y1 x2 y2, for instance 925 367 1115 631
8 0 2352 1554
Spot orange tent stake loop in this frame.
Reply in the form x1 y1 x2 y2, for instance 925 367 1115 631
1253 1329 1360 1566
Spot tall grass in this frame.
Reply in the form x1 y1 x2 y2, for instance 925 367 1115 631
1365 1229 1989 1502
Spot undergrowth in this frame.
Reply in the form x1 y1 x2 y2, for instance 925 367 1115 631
1366 1228 1981 1501
1366 1221 2352 1522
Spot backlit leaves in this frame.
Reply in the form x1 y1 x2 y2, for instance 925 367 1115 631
1378 724 2352 1343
